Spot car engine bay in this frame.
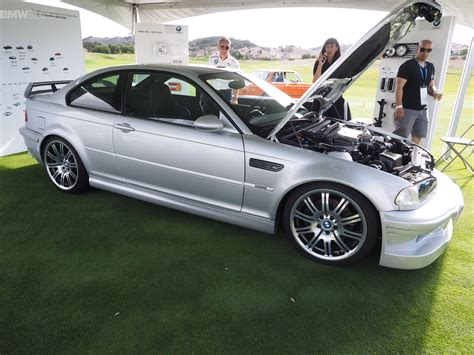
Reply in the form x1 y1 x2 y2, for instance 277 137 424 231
275 113 435 183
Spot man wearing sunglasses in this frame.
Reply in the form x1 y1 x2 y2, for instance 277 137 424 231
393 39 441 145
208 37 240 103
208 36 240 69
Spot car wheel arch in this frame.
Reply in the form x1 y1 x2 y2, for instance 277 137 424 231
40 134 89 173
274 180 381 235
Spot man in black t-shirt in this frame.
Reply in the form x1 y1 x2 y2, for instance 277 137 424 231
393 39 442 145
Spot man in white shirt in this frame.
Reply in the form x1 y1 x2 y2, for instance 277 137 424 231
208 37 240 103
208 37 240 69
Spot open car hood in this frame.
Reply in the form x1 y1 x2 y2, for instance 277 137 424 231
267 0 442 139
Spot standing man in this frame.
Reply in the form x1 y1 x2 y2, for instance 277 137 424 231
393 39 442 145
208 36 240 69
208 37 240 103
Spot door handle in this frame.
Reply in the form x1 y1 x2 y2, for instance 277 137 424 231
115 122 135 133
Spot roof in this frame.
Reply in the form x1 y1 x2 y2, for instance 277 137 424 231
84 63 232 76
62 0 473 28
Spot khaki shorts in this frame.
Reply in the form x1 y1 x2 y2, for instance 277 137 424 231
393 108 429 138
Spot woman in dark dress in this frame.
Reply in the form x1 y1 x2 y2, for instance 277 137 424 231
311 38 351 120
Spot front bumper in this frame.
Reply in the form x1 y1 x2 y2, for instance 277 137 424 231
379 170 464 269
19 127 43 163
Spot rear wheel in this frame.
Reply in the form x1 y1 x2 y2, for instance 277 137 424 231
283 182 379 266
42 137 89 193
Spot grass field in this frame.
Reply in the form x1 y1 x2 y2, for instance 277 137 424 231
0 53 472 352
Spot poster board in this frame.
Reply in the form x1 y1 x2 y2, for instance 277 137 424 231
0 0 84 157
135 23 188 65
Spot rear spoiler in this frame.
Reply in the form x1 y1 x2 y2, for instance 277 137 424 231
24 80 72 98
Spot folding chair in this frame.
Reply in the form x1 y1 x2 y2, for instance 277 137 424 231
436 124 474 174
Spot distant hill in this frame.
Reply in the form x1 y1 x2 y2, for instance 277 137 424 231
190 37 325 60
83 36 134 45
83 35 468 60
189 36 262 51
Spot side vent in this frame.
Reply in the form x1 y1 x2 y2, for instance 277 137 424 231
249 158 284 172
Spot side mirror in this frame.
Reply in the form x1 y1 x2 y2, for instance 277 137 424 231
193 114 223 132
228 79 246 90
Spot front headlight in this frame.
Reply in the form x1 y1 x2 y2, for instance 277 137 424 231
395 177 437 207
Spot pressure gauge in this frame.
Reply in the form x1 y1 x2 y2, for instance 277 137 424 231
395 45 408 57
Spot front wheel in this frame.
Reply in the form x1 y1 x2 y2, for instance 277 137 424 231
42 137 89 193
283 183 379 266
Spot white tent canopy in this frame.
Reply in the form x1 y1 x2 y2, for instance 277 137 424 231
62 0 473 29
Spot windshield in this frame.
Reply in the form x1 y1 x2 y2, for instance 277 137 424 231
200 71 296 136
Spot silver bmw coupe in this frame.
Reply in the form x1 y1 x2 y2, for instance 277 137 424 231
20 0 463 269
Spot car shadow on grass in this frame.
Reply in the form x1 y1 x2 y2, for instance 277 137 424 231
0 158 448 353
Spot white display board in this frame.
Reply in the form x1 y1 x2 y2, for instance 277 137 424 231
0 1 84 157
135 23 188 65
374 16 455 149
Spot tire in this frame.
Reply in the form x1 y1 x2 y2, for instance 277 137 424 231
282 182 379 266
42 137 89 193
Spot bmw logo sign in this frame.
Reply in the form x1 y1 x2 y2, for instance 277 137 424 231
323 221 332 229
176 26 182 32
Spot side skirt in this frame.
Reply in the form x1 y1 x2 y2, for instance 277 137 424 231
89 176 275 235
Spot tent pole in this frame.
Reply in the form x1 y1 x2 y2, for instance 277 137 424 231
132 3 139 35
442 34 474 158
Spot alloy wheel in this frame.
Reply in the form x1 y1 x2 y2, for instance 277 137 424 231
44 140 79 191
289 189 368 261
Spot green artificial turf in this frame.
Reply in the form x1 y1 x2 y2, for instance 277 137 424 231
0 54 472 352
0 151 472 353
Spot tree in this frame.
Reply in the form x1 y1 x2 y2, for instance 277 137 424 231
121 44 134 54
108 44 121 54
94 44 110 54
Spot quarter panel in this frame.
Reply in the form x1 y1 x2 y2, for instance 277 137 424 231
33 101 124 182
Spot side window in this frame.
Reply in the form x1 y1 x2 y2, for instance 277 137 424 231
69 73 121 112
123 72 220 122
285 72 299 83
165 78 196 97
272 72 284 83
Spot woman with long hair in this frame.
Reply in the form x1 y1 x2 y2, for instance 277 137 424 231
311 37 351 120
312 37 341 83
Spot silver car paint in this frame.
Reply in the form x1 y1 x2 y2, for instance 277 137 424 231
20 0 463 269
113 114 245 211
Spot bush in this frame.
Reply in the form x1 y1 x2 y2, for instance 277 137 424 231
83 43 134 54
302 53 315 59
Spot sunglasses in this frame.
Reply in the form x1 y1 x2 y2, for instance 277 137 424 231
419 47 433 53
220 45 230 50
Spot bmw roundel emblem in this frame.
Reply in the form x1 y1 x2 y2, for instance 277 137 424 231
214 59 218 64
323 221 332 229
176 26 182 32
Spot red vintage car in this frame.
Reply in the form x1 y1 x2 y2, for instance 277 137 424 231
240 70 312 98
